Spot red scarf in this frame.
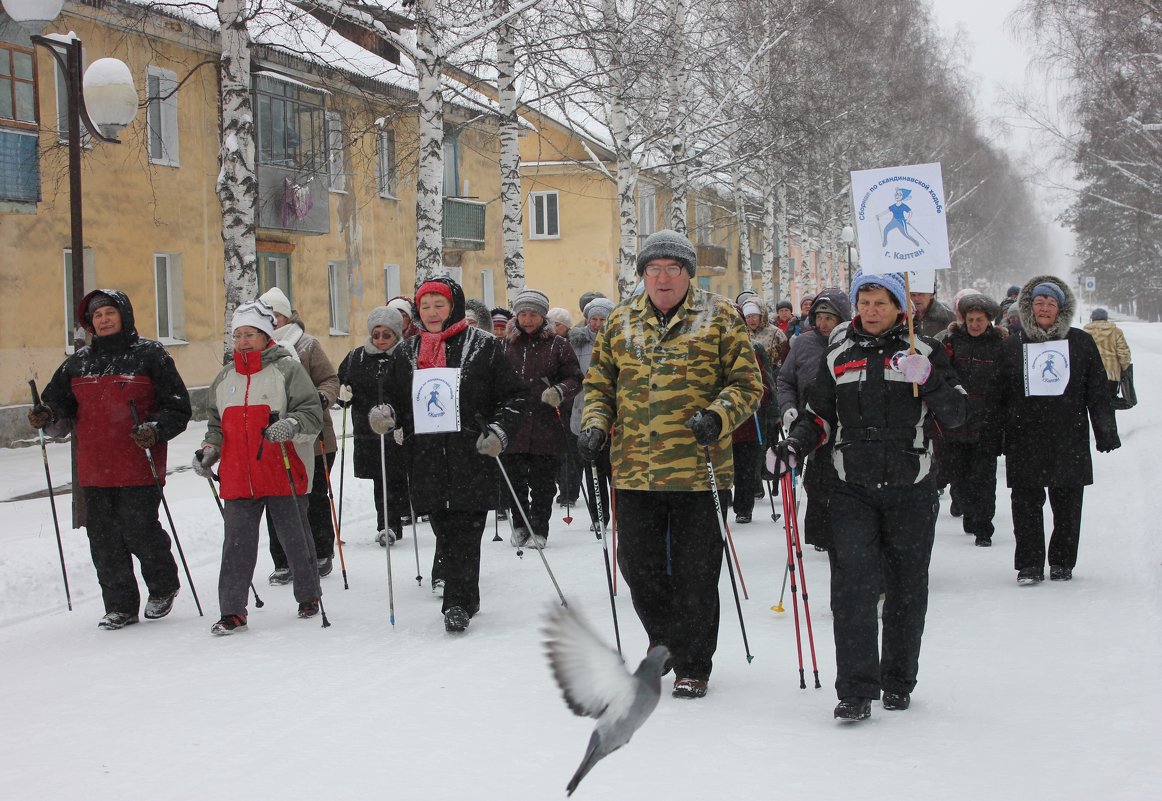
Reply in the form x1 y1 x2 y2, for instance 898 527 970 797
417 318 469 368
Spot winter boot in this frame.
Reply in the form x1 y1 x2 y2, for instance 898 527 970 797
834 697 872 721
210 614 247 635
882 692 911 711
97 612 139 630
949 500 963 517
1017 568 1044 586
496 508 508 522
531 534 548 549
268 568 293 585
974 535 992 547
317 557 333 578
400 514 412 527
143 589 179 620
735 514 751 524
444 606 470 633
1050 565 1073 581
432 578 445 598
511 526 531 548
298 599 320 619
672 678 708 699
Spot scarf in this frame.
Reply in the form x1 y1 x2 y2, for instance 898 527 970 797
417 318 469 369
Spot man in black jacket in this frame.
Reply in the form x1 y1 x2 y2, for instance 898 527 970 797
29 289 192 630
775 272 966 722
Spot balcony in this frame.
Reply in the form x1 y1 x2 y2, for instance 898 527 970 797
696 243 728 274
443 197 486 251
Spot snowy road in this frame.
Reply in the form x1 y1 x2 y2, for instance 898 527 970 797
2 323 1160 800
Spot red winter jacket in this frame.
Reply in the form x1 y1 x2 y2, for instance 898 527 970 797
203 344 324 500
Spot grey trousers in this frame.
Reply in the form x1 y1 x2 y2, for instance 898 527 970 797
221 496 321 617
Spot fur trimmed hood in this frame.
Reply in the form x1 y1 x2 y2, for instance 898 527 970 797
505 317 556 345
1018 274 1075 342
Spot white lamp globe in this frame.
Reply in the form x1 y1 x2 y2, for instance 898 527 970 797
0 0 65 31
82 57 138 137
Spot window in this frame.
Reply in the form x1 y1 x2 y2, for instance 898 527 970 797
442 137 459 196
480 269 495 309
154 253 185 341
63 248 96 350
529 191 560 239
254 74 325 171
445 266 464 284
146 66 180 166
258 252 291 298
328 261 349 334
0 43 37 129
639 186 656 237
384 264 401 302
326 111 346 192
377 129 397 198
695 201 713 244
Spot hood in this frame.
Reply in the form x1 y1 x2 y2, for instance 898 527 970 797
1017 274 1075 342
808 287 852 326
78 288 137 337
464 298 493 330
569 323 596 350
415 276 466 332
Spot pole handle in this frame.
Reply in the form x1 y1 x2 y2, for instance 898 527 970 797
129 398 141 426
28 379 42 407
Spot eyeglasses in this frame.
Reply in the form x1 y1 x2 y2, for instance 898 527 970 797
643 264 685 277
370 331 396 341
232 331 266 342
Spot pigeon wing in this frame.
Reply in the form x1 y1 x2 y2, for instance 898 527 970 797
544 605 637 720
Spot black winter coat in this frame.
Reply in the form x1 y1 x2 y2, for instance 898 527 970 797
337 344 405 480
983 274 1118 488
503 321 582 455
790 315 966 489
939 323 1005 442
385 325 529 514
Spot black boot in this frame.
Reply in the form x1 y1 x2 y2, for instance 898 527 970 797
882 691 911 710
834 697 872 721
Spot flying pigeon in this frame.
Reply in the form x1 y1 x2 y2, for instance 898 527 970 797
543 605 671 796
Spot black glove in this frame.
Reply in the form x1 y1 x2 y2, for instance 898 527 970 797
684 409 722 447
28 403 54 430
1096 432 1121 453
576 428 607 465
131 422 160 450
771 437 802 476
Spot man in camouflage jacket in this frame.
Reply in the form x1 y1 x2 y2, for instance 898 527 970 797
578 229 763 699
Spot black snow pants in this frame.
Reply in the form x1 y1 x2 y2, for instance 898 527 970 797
615 488 728 682
1010 485 1084 572
84 485 180 614
829 480 938 700
731 440 761 517
429 510 488 616
943 441 997 538
502 453 557 539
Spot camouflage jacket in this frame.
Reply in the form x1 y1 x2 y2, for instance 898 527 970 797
582 288 763 491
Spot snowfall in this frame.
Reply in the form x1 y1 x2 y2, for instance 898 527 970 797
2 320 1160 801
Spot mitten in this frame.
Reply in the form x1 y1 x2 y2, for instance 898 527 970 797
28 404 54 430
782 408 799 431
337 384 353 409
192 446 220 478
130 422 160 450
264 418 298 443
475 425 504 458
891 351 933 385
369 404 396 435
541 384 565 408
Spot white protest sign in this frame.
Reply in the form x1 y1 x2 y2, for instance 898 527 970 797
851 163 951 275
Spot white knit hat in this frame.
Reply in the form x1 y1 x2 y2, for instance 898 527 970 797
546 307 572 328
258 287 292 319
742 301 762 317
231 299 278 339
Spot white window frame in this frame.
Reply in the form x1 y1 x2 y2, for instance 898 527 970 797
258 252 292 297
529 190 560 239
480 269 495 309
639 185 657 237
384 264 401 303
442 137 459 196
326 111 347 193
146 66 180 167
377 128 397 199
153 252 186 344
328 261 349 335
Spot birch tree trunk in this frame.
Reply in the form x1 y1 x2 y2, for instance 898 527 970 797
666 0 688 235
494 0 525 304
761 165 777 308
414 0 444 284
776 171 790 300
732 164 753 291
602 0 639 299
216 0 257 360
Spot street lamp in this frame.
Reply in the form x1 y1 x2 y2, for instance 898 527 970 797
2 0 137 348
840 224 856 287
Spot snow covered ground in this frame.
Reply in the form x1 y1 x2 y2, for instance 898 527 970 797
2 323 1161 801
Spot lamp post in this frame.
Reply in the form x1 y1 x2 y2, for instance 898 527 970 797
841 224 856 288
2 0 137 349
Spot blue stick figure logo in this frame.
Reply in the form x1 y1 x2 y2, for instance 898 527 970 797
416 377 453 418
1031 348 1068 384
877 186 929 249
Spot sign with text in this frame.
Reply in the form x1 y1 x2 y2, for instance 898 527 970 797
851 163 951 275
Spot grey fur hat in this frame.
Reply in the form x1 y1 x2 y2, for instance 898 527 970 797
367 306 404 340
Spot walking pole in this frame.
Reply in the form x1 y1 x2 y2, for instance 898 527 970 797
336 404 347 544
492 482 503 542
783 468 821 688
905 272 918 398
542 377 574 526
585 464 621 656
318 440 349 590
768 476 789 613
197 454 263 609
779 470 806 686
28 380 71 611
266 427 330 629
610 484 618 595
378 432 396 626
128 400 202 617
476 414 567 607
722 517 750 600
703 446 753 663
408 494 422 586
